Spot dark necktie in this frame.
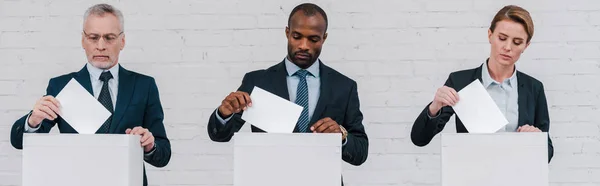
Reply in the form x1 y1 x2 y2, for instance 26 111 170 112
294 69 310 132
96 71 114 133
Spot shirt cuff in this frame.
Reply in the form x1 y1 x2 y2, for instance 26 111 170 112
215 109 233 125
24 113 41 133
144 143 157 158
427 108 442 119
342 136 348 146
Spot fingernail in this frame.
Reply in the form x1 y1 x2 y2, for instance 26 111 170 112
310 127 314 130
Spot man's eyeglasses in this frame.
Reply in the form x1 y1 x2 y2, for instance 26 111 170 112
83 30 124 44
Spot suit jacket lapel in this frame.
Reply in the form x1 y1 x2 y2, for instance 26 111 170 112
109 65 136 133
73 66 94 95
270 61 290 100
310 61 332 125
516 72 529 127
470 64 484 87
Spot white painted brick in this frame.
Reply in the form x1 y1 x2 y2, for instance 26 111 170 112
0 81 20 95
256 14 287 29
582 141 600 153
161 170 232 185
519 60 600 76
160 91 227 109
167 154 232 171
350 13 410 29
551 123 600 138
203 46 254 62
125 15 168 31
0 95 38 110
547 91 600 106
0 1 47 17
233 0 285 15
435 43 490 60
0 31 81 48
549 106 600 123
331 0 423 13
536 11 592 27
232 29 283 47
19 48 84 65
366 61 414 78
561 27 600 42
413 60 471 77
552 183 600 186
420 27 487 44
473 0 567 12
390 77 440 93
567 0 600 11
424 0 472 12
120 47 183 63
346 154 418 170
361 91 432 108
171 139 232 155
47 1 110 17
187 0 238 15
570 43 600 59
167 15 257 30
183 30 235 47
407 12 489 28
126 30 184 48
363 108 419 123
345 44 436 61
20 16 80 32
1 1 600 186
0 49 26 64
365 123 412 139
0 17 24 32
549 168 592 182
246 46 287 62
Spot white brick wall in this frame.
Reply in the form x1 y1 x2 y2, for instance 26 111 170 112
1 0 599 185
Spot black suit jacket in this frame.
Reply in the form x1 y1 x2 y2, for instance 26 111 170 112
207 60 368 182
10 65 171 186
411 62 554 163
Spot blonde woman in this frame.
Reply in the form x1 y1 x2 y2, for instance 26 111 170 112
410 5 554 162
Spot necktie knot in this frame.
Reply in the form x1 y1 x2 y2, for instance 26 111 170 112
293 69 310 79
99 71 113 82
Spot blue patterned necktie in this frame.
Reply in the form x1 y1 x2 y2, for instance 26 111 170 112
294 69 310 132
97 71 114 133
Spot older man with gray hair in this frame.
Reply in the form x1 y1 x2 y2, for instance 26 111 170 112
9 4 171 186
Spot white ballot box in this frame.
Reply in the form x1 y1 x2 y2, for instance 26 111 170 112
233 133 341 186
441 132 549 186
22 134 143 186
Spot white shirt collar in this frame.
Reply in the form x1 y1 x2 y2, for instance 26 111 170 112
284 57 320 77
86 63 119 81
482 59 517 88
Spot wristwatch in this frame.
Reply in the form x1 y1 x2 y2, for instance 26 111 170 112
340 125 348 141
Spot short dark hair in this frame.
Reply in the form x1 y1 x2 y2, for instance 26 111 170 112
287 3 328 32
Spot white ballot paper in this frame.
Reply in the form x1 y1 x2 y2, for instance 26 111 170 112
451 80 508 133
55 78 111 134
241 86 303 133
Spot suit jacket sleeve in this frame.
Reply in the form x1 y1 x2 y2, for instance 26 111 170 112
340 81 369 166
207 73 254 142
411 74 456 147
10 79 59 149
533 83 554 163
142 78 171 167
